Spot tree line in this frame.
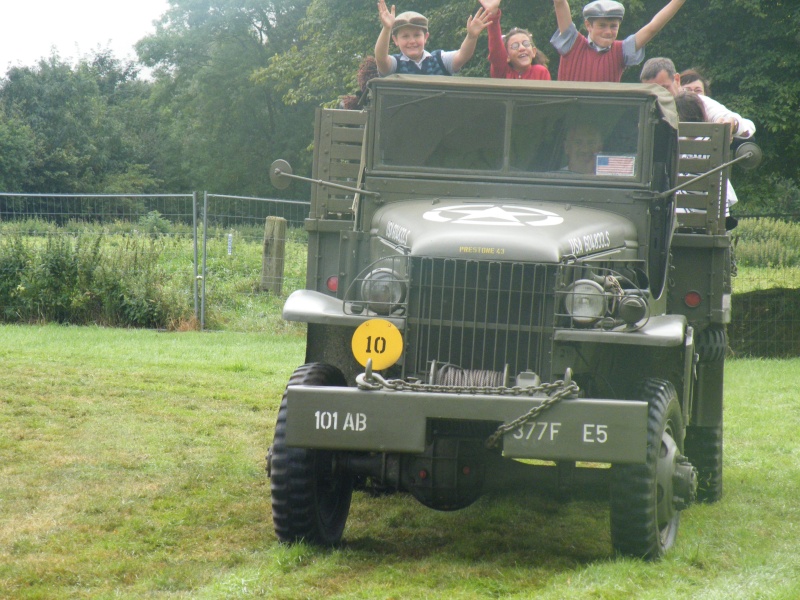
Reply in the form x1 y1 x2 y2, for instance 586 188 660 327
0 0 798 214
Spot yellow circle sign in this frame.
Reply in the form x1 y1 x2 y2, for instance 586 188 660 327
351 319 403 370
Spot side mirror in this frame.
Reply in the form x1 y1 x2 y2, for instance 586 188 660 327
734 142 762 171
268 158 381 198
269 159 293 190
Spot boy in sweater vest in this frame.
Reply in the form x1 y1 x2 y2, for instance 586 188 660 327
375 1 491 77
550 0 686 82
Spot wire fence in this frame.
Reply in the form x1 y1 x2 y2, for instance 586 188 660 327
0 193 797 357
0 192 309 331
729 269 800 358
199 193 309 330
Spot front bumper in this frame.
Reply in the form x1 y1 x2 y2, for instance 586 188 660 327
285 386 648 464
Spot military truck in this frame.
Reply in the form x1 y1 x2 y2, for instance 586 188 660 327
267 75 759 559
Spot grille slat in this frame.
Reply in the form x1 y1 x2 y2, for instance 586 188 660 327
406 258 558 379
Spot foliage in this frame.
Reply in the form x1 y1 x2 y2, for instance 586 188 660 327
136 0 317 198
0 232 195 328
732 217 800 267
0 52 158 195
733 173 800 217
0 221 307 332
0 106 36 191
138 210 173 236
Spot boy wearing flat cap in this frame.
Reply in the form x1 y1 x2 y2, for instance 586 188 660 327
375 0 491 76
550 0 686 82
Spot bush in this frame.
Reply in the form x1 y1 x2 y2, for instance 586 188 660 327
0 232 194 329
0 234 31 320
734 173 800 217
138 210 173 236
732 217 800 267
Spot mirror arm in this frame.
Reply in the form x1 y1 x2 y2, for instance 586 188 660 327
656 152 754 199
272 166 381 199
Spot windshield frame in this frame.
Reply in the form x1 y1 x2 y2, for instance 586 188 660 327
367 77 671 186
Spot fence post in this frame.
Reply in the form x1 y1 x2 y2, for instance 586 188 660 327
261 216 287 294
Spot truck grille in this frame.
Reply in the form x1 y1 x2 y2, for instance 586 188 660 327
405 258 558 379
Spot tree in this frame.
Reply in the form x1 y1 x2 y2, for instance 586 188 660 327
1 56 103 192
0 51 162 195
136 0 317 198
0 107 36 191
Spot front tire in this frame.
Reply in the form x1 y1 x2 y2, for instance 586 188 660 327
269 363 354 545
610 379 693 559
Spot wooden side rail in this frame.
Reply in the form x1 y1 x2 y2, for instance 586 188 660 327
311 109 368 220
675 122 732 234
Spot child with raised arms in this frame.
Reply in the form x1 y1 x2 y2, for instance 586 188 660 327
480 0 551 80
375 0 492 77
550 0 686 82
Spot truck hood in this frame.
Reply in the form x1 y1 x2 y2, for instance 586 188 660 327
372 199 639 262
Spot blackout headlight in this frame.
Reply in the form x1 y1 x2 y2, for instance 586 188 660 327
360 268 406 315
563 279 607 325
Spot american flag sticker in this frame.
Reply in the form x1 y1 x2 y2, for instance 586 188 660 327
596 154 636 177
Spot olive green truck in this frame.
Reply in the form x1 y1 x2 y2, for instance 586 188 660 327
267 75 759 559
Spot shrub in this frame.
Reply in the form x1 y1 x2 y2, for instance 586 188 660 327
138 210 173 236
0 234 31 320
0 233 194 329
732 217 800 267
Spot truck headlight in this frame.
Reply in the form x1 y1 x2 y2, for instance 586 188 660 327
360 268 406 315
563 279 607 325
618 293 648 325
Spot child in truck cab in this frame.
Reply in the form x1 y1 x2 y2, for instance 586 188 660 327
479 0 551 80
374 1 491 76
550 0 686 82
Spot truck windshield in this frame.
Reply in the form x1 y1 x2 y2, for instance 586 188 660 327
376 91 642 179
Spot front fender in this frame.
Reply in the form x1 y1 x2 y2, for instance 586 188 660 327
554 314 687 348
283 289 405 329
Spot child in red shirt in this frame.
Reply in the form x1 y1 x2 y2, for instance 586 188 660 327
481 0 551 80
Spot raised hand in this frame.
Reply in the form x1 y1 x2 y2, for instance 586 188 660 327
479 0 502 18
467 6 493 38
377 0 396 30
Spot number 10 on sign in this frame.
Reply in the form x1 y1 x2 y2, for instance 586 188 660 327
351 318 403 370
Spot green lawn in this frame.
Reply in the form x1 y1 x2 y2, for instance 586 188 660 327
1 325 799 599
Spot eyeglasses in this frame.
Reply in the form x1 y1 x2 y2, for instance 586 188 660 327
509 40 532 50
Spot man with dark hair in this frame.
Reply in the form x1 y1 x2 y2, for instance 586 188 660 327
640 57 755 140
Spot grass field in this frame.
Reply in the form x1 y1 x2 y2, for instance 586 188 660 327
1 325 799 599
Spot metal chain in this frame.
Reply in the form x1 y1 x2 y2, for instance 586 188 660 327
356 370 576 397
354 367 580 449
484 381 579 449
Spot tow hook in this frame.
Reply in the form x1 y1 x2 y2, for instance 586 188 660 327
672 454 698 510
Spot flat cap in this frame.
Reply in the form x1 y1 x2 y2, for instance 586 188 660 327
392 11 428 33
583 0 625 20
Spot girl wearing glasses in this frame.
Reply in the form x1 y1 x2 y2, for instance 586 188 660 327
481 0 551 80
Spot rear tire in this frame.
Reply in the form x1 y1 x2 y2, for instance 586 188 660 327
687 325 726 503
610 379 687 560
269 363 353 545
684 424 722 503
